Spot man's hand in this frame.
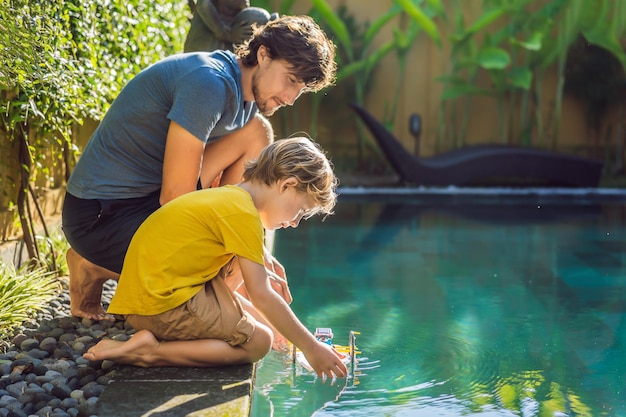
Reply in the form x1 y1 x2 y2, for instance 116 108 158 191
268 269 292 304
264 247 286 277
264 249 292 304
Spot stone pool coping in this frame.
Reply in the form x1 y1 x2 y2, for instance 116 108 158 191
338 186 626 197
97 364 255 416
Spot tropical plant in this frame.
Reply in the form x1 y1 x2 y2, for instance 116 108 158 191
310 2 395 164
35 229 70 276
0 228 68 352
436 0 545 149
303 0 443 168
0 0 187 267
553 0 626 175
434 0 626 156
0 262 61 348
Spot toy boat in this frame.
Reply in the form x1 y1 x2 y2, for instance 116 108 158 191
292 328 359 374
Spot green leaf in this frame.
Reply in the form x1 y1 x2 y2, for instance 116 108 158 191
579 0 626 70
393 28 410 50
583 29 626 69
310 0 353 59
477 47 511 69
578 0 608 32
335 42 395 83
511 31 543 51
336 61 367 83
395 0 442 47
364 41 396 74
466 8 507 35
364 8 401 47
425 0 444 15
441 84 492 100
509 66 533 90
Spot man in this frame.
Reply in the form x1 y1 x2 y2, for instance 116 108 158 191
62 15 337 321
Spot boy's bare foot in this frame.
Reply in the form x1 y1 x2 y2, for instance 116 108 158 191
67 248 119 321
84 329 160 367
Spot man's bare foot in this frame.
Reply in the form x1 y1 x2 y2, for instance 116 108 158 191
67 248 119 321
84 329 160 367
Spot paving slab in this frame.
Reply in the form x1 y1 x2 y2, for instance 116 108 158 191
98 364 255 417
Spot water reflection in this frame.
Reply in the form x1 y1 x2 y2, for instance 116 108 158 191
252 197 626 417
252 353 351 416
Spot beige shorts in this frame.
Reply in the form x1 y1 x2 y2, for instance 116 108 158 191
126 276 256 346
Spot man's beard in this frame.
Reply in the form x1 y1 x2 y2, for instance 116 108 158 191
252 80 278 117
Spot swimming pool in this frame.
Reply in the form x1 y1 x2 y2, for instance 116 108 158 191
251 189 626 417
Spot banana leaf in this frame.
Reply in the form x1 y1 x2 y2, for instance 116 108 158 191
395 0 441 47
310 0 353 60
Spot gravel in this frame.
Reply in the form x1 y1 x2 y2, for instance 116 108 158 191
0 279 131 417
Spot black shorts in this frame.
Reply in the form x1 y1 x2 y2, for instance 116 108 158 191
61 191 161 273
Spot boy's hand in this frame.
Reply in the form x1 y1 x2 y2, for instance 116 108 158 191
303 341 348 379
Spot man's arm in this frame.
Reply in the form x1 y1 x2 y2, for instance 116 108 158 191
239 257 348 379
160 121 205 205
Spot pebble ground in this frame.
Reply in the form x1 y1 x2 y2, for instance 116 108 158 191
0 280 128 417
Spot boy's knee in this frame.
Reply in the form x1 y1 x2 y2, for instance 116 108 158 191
246 323 272 362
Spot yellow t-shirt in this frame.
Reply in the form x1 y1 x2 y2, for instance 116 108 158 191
108 185 265 315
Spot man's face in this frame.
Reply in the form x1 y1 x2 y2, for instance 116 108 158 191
251 51 307 116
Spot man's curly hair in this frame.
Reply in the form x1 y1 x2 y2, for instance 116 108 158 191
235 15 337 93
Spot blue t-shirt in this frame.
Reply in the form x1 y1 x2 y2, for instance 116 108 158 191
67 50 257 199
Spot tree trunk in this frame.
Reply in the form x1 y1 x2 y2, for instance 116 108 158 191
16 122 38 266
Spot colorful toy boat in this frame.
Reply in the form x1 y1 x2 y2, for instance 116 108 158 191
292 328 359 374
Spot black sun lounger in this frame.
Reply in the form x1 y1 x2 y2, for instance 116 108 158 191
351 104 604 187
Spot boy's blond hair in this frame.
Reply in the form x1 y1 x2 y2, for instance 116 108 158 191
242 137 338 216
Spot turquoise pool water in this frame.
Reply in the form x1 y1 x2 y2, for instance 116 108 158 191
251 192 626 417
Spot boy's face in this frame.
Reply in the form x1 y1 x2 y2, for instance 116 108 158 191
261 178 315 231
251 47 306 116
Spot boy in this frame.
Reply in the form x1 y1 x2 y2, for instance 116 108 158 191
83 138 348 379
